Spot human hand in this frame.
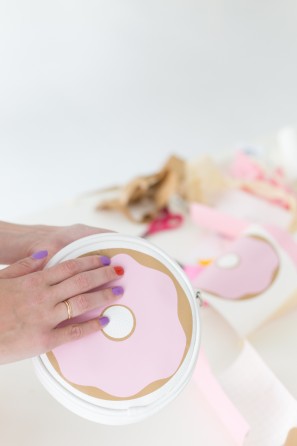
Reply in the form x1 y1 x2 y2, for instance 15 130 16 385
25 224 113 259
0 251 124 364
4 223 112 264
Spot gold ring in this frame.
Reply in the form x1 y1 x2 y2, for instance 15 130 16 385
64 299 73 320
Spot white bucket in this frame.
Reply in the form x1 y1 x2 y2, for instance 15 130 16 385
33 233 200 424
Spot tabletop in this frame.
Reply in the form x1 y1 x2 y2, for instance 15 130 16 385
1 191 297 446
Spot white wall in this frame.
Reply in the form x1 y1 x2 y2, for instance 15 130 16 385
1 0 297 220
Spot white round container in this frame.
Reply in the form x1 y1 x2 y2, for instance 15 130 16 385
33 233 200 425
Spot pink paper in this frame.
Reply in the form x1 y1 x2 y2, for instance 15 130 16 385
52 254 187 397
183 264 205 281
193 349 249 445
194 236 280 300
190 203 248 239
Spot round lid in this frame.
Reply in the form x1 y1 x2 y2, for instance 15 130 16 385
33 234 200 424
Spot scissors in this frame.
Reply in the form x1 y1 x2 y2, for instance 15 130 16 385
141 207 184 238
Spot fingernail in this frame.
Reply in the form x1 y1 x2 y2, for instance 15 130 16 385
99 316 110 327
114 266 124 276
31 250 48 260
112 286 124 296
100 255 111 266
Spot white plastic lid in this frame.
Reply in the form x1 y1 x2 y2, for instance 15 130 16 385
33 234 200 424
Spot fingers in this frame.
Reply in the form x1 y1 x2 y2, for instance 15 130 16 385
44 255 111 285
51 264 125 303
47 316 110 350
54 286 124 323
0 250 49 279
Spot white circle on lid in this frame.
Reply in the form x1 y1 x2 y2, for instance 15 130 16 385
102 305 135 340
216 253 240 269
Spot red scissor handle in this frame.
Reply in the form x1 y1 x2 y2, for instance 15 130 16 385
142 207 184 237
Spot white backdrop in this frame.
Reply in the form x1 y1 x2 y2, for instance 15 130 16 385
1 0 297 220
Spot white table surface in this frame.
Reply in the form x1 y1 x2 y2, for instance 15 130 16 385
1 192 297 445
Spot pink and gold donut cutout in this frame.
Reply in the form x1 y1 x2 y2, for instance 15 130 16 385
195 236 280 300
46 248 194 401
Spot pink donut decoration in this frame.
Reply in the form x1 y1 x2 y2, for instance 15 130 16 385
195 236 280 300
47 249 193 400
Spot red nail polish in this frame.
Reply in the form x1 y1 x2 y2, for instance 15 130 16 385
114 266 124 276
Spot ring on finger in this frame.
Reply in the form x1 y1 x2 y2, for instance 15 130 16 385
64 299 73 320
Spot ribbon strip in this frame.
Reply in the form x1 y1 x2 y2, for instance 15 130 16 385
193 348 249 445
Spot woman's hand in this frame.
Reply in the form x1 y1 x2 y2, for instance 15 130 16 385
24 224 113 259
0 251 124 364
0 222 112 264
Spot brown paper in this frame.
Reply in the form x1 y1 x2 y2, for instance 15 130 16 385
184 156 232 204
284 428 297 446
96 153 297 228
97 155 186 223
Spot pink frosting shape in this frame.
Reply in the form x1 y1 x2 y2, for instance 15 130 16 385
194 237 279 299
51 254 187 398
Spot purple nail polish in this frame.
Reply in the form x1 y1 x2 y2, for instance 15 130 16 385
31 250 48 260
112 286 124 296
99 316 110 327
100 255 111 266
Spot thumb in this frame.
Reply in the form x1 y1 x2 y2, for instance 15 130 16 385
0 250 48 279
